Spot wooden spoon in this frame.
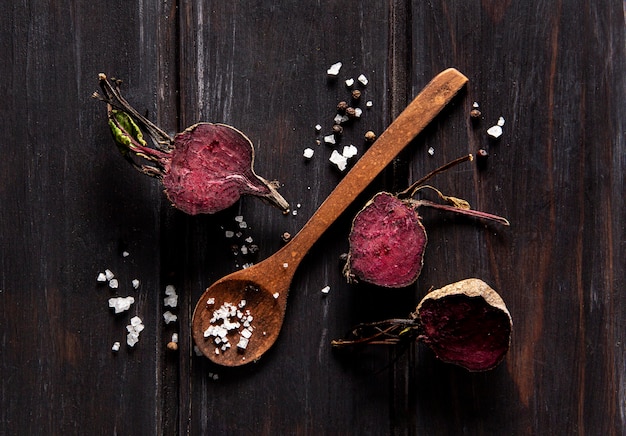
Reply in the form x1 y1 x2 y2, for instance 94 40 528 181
191 68 468 366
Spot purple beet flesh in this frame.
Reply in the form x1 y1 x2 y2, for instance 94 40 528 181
415 278 512 371
345 192 427 288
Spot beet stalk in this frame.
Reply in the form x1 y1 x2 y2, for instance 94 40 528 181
92 74 289 215
343 155 509 288
331 278 512 372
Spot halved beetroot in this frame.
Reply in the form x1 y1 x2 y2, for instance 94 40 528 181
331 278 512 372
94 74 289 215
415 278 512 371
344 155 508 288
345 192 427 288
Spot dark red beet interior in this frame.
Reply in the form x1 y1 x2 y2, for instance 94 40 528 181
418 294 511 371
348 192 427 288
163 123 271 215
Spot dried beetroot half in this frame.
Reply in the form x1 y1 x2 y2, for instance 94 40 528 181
331 278 512 372
346 192 427 288
93 74 289 215
344 155 509 288
414 278 512 371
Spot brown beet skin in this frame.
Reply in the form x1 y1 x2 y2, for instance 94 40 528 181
346 192 427 288
416 279 512 371
162 123 285 215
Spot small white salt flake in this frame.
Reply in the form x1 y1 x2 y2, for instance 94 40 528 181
171 333 179 343
131 279 140 289
238 299 247 308
324 134 336 145
292 210 298 216
315 124 322 132
366 100 373 108
357 74 368 86
163 311 178 324
428 147 435 156
329 150 348 171
224 230 235 238
245 236 253 243
497 116 505 126
334 114 349 124
97 272 107 282
240 245 248 255
238 221 248 229
122 251 130 257
487 125 503 139
273 292 279 299
215 348 220 355
342 144 358 159
241 328 253 339
353 108 362 118
473 101 480 108
282 262 289 268
345 78 354 87
207 297 215 305
112 342 121 352
234 215 244 222
109 296 135 314
321 285 331 294
108 278 119 289
303 148 314 159
327 62 342 76
105 269 115 281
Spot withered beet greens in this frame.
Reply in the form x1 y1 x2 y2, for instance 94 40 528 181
93 74 289 215
344 155 509 288
332 278 512 372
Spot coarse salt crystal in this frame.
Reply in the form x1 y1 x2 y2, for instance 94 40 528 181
126 316 144 347
497 116 505 126
357 74 368 86
237 336 249 350
234 215 244 222
303 148 314 159
108 278 119 289
241 328 253 339
315 124 322 132
334 114 349 124
105 269 115 281
366 100 373 108
163 311 178 324
324 134 336 145
240 245 248 255
207 297 215 305
354 108 362 118
283 262 289 268
122 251 130 257
132 279 140 289
473 101 480 108
342 145 358 159
171 333 179 343
321 285 330 294
164 286 178 308
238 221 248 229
224 230 235 238
112 341 121 352
97 272 107 282
345 78 354 87
329 150 348 171
273 292 279 299
245 236 253 243
327 62 342 76
487 125 503 139
428 147 435 156
109 296 135 314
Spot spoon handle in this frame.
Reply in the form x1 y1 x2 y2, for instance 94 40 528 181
282 68 468 261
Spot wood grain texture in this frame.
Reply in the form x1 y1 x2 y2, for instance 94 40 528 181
0 0 624 434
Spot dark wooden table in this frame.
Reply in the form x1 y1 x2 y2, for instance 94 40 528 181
2 1 624 434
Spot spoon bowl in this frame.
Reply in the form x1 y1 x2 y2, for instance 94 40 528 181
192 68 469 366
